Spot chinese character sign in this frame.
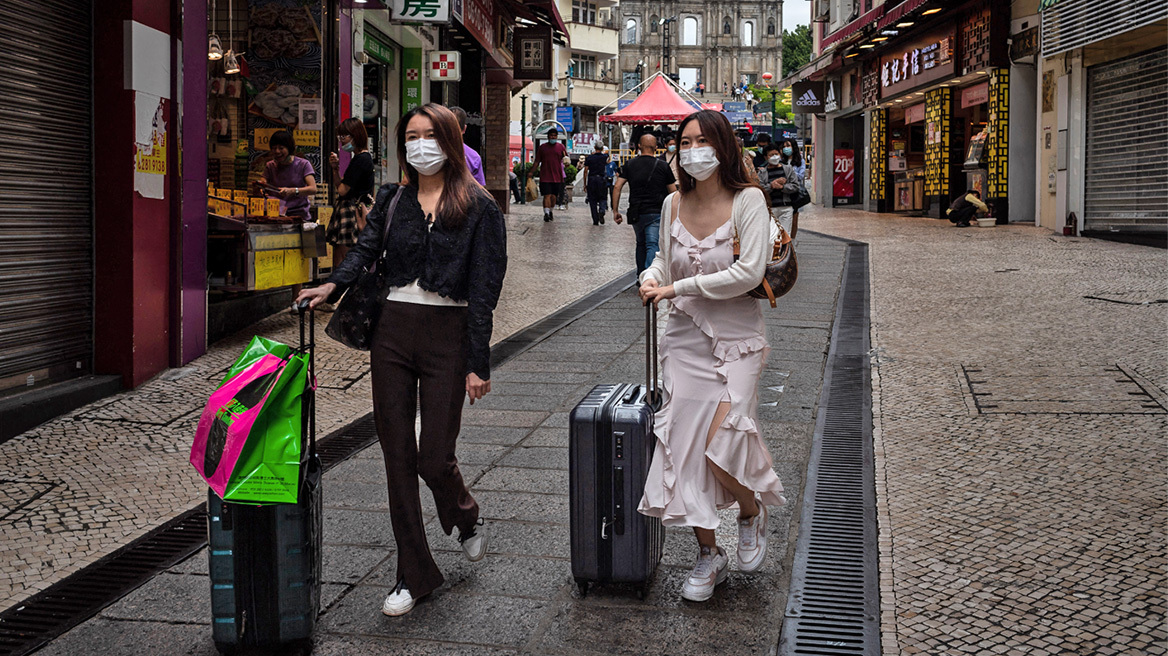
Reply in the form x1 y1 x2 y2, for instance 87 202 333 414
391 0 449 22
429 51 461 82
513 27 552 80
402 48 423 114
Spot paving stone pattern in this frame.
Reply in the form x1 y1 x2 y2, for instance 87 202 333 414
797 207 1167 656
38 232 848 654
0 202 634 611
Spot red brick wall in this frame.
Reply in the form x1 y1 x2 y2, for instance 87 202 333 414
482 83 511 213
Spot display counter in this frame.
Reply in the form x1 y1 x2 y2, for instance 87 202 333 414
207 204 330 292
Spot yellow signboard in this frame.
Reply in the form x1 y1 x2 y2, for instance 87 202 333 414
253 128 320 151
136 132 167 175
253 248 312 290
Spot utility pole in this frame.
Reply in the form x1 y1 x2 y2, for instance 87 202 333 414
520 93 527 204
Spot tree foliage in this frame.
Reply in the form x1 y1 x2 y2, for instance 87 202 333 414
782 24 813 78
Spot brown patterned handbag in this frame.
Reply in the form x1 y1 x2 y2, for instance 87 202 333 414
733 219 798 308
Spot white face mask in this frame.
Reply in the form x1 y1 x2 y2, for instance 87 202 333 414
680 145 719 181
768 154 782 166
406 138 447 176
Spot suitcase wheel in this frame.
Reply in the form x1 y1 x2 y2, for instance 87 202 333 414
575 578 589 597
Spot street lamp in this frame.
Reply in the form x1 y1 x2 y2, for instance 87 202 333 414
659 17 676 78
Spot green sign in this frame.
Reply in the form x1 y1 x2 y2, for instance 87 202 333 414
402 48 422 115
365 35 395 67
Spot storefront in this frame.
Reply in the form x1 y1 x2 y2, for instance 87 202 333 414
360 27 403 187
864 3 1011 219
202 0 338 340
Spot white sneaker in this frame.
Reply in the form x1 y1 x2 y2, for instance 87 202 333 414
736 498 768 573
459 518 487 562
381 580 414 616
681 546 729 602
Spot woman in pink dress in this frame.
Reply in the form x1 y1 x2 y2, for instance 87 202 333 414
639 109 786 602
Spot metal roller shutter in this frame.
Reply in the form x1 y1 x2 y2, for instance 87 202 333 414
0 0 93 391
1084 47 1168 233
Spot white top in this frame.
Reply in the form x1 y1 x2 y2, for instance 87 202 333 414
385 217 469 307
386 281 468 307
640 188 777 300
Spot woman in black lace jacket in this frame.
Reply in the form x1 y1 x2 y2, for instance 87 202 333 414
296 103 506 617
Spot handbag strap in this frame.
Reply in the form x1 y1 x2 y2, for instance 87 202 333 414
377 186 406 262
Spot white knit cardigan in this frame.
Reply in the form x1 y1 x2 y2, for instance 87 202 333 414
640 188 776 299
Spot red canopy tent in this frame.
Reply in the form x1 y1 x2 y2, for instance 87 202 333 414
599 75 700 124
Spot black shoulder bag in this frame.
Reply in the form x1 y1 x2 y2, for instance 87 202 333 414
324 186 405 351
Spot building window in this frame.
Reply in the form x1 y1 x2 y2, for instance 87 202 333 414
723 18 731 35
572 0 597 25
625 18 637 44
573 53 598 80
742 21 754 47
681 16 698 45
767 18 775 36
650 15 658 33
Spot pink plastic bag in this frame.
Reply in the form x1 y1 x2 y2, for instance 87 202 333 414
189 354 289 499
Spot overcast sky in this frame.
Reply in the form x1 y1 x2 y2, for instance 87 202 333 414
784 0 811 29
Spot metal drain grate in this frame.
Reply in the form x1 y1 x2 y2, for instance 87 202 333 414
0 273 638 656
779 243 879 655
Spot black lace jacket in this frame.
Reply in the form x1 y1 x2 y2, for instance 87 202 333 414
326 183 508 380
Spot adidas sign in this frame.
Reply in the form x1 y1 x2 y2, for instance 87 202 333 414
795 89 820 106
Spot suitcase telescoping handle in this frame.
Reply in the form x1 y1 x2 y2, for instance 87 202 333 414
296 299 317 457
644 301 660 407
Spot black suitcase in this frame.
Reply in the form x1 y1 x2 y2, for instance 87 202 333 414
569 303 665 599
207 302 322 655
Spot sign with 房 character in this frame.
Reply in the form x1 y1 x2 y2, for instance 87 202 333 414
390 0 450 23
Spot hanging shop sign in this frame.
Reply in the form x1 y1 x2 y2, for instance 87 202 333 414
429 51 462 81
391 0 450 23
460 0 495 52
880 28 956 98
961 82 989 108
1010 26 1040 60
513 26 553 81
402 48 424 114
824 80 839 113
792 81 825 114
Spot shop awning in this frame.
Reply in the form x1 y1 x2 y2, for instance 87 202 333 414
599 74 698 124
519 0 570 46
820 5 886 48
876 0 931 30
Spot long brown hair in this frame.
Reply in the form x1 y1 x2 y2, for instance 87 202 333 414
396 103 486 228
675 110 760 195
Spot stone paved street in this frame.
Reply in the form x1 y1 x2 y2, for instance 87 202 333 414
35 231 849 654
0 200 634 611
796 206 1167 656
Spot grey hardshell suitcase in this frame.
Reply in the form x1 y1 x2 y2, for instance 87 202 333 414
569 303 665 599
207 302 322 655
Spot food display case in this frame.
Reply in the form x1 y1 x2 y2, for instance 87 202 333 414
893 168 926 212
207 188 329 292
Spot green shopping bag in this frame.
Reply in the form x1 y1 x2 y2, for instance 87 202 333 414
191 335 310 504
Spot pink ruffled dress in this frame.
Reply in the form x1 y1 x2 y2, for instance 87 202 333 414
637 212 786 529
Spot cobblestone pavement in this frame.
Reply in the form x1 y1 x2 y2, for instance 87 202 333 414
37 232 849 655
796 206 1167 656
0 200 634 611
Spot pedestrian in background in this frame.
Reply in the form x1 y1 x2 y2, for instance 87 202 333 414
758 141 798 236
751 132 772 168
258 130 317 221
661 134 681 181
946 189 989 227
604 148 619 201
638 108 785 603
326 118 375 285
777 138 806 237
611 129 677 274
583 142 610 225
450 106 486 186
296 103 506 618
509 163 522 204
528 128 567 221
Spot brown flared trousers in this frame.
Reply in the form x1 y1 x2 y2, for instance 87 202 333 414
369 300 479 599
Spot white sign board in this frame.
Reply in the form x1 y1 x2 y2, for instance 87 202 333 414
390 0 450 23
428 51 461 81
